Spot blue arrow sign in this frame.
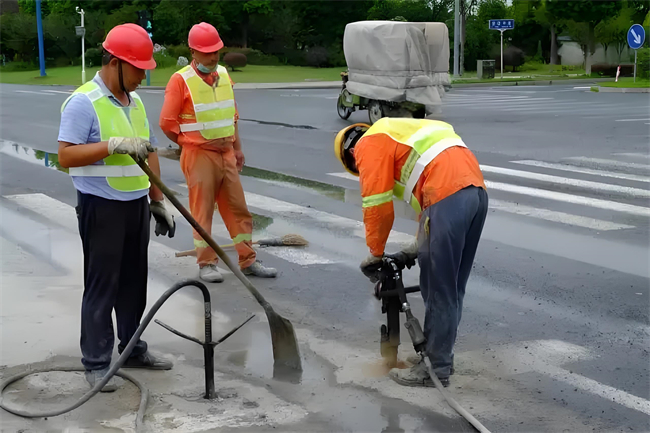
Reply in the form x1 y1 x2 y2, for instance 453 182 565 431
489 19 515 30
628 24 645 50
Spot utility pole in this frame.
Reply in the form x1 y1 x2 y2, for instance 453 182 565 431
35 0 46 77
453 0 460 77
76 7 86 84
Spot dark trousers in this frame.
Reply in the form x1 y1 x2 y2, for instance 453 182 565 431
76 191 149 371
417 186 488 378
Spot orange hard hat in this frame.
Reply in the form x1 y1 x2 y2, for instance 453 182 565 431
188 22 224 53
102 23 156 70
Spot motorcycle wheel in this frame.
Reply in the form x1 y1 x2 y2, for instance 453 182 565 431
368 100 384 124
337 93 353 120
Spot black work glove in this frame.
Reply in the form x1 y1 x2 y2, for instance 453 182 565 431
150 200 176 238
360 254 383 283
385 251 416 269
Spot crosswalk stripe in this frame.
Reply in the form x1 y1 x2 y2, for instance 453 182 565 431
613 152 650 160
14 90 55 96
481 164 650 198
242 191 414 244
512 160 650 183
489 199 633 231
565 157 650 172
499 102 590 112
486 181 650 217
615 118 650 122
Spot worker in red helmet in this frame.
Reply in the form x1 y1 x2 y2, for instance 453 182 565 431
58 23 175 392
160 22 276 282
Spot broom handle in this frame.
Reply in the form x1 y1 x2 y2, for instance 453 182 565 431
137 158 271 308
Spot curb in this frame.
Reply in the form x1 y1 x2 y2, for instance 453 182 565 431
450 77 610 88
591 86 650 93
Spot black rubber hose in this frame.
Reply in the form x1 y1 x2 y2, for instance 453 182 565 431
0 279 209 433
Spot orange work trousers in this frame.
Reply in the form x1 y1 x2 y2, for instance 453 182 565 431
179 146 256 269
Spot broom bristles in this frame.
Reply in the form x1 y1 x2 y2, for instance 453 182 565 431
280 234 309 246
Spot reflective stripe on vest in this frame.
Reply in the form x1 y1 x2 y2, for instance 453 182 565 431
362 118 466 213
61 81 150 193
176 65 236 139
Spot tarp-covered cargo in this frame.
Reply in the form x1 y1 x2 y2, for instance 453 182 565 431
343 21 450 108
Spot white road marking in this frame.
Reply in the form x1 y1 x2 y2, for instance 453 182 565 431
14 90 55 96
614 152 650 160
263 248 339 265
42 89 73 94
242 191 414 244
565 157 650 171
512 160 650 183
481 164 650 198
615 118 650 122
447 98 554 106
573 86 591 89
489 199 633 231
486 181 650 217
327 171 359 181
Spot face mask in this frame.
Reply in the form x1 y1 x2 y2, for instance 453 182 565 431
197 63 217 74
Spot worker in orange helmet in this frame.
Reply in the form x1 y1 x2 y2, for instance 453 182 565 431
334 118 488 388
58 23 175 392
159 22 276 282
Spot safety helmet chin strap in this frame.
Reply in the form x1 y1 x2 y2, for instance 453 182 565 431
117 58 128 97
343 127 366 174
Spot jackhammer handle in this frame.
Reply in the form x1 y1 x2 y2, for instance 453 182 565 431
135 158 270 308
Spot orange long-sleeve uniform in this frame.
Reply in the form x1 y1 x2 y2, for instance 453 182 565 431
355 134 486 257
159 61 256 269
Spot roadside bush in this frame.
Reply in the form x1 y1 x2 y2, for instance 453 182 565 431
222 47 281 66
0 61 36 71
153 51 177 68
638 48 650 80
84 47 103 68
305 46 328 68
223 52 247 71
166 44 191 61
591 63 634 77
498 46 525 72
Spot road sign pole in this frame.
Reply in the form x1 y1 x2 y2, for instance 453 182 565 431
80 10 85 84
35 0 46 77
500 30 504 80
453 0 460 77
634 50 637 83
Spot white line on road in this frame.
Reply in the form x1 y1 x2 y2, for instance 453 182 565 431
328 172 360 181
498 102 589 112
613 153 650 160
615 118 650 122
42 89 73 94
446 98 555 107
14 90 55 96
486 181 650 217
573 86 591 89
565 157 650 172
489 199 633 231
481 164 650 198
512 160 650 183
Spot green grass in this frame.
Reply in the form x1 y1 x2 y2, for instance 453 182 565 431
0 64 344 86
599 77 650 88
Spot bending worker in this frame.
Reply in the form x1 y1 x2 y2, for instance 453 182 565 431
58 24 176 392
160 22 276 283
334 118 488 387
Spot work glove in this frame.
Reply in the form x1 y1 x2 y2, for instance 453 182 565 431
360 254 384 283
385 238 418 269
150 200 176 238
107 137 154 161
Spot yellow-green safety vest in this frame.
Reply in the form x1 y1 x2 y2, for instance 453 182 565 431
61 81 150 192
176 65 236 139
361 118 467 214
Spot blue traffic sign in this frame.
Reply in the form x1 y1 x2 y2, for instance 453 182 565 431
627 24 645 50
489 19 515 30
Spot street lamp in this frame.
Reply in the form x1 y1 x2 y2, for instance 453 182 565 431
76 6 86 84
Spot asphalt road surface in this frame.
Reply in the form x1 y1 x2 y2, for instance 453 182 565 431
1 81 649 432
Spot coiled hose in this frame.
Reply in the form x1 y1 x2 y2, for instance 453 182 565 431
0 279 209 433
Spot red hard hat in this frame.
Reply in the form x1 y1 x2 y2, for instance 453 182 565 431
188 22 224 53
102 23 156 70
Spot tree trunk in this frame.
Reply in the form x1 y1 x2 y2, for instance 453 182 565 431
585 22 595 75
550 24 558 65
460 11 466 75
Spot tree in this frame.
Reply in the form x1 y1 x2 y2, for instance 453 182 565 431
530 0 562 65
595 6 634 63
152 0 225 46
546 0 622 74
220 0 272 48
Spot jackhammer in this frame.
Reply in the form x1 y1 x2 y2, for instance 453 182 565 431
372 255 492 433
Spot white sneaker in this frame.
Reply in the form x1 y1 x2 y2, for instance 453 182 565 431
199 264 224 283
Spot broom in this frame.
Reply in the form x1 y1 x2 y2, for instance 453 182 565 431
175 234 309 257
